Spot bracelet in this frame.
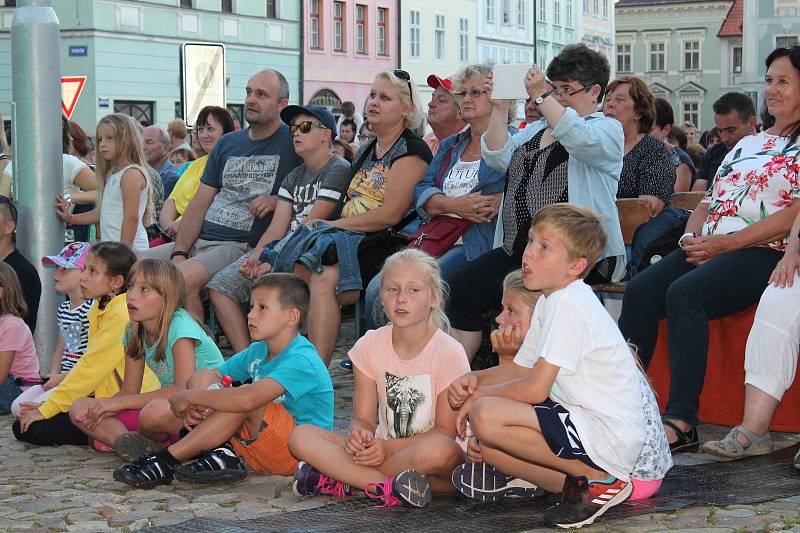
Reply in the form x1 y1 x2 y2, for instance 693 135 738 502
170 250 189 260
678 232 697 249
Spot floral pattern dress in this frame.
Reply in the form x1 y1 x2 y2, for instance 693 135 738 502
702 132 800 251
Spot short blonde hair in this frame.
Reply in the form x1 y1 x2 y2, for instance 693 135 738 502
502 270 540 310
531 203 607 278
375 69 423 130
168 118 188 140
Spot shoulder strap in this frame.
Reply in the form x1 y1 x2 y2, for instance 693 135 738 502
434 140 459 188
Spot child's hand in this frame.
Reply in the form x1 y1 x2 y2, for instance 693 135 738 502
344 425 372 455
490 324 524 360
183 405 212 431
455 395 477 440
169 392 191 418
353 438 389 467
80 399 114 431
41 373 65 391
448 373 478 410
18 407 44 432
467 437 483 463
54 196 71 221
16 401 42 415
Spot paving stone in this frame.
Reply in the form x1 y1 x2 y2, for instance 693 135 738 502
147 511 194 527
266 495 303 509
286 498 332 512
107 510 154 527
65 511 102 524
36 516 68 531
65 519 110 532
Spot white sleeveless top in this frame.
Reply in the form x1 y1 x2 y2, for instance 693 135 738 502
100 164 150 251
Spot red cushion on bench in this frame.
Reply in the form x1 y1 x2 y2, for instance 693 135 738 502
647 304 800 432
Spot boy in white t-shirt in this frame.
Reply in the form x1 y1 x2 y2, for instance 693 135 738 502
447 203 657 529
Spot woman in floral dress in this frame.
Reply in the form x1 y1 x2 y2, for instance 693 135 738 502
618 45 800 454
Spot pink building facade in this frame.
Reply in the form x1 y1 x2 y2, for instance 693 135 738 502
304 0 397 115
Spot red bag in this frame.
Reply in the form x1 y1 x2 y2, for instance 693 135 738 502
406 215 471 257
405 139 472 257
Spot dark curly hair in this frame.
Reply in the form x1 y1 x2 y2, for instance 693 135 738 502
605 76 656 134
547 43 611 104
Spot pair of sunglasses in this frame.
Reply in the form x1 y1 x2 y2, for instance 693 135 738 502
290 121 328 135
394 69 414 106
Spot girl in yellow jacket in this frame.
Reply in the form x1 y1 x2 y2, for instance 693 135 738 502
13 242 160 446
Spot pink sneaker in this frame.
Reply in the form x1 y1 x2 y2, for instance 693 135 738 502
89 438 114 453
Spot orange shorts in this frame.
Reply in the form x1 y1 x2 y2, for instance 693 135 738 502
229 402 298 475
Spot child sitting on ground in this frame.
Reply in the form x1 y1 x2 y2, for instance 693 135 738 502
70 258 224 460
447 204 671 529
11 242 93 416
492 270 540 366
14 242 160 446
113 273 334 489
0 263 39 414
288 249 470 508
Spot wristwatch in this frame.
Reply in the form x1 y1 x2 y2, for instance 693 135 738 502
534 91 552 105
678 232 697 249
170 250 189 260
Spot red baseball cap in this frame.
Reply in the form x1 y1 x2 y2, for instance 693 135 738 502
427 74 453 92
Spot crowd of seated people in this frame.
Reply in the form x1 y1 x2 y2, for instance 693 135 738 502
2 44 800 529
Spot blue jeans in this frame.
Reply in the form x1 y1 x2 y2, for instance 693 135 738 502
628 207 690 279
0 375 22 415
364 245 469 330
618 246 782 426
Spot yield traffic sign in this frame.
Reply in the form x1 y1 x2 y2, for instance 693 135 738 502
61 76 86 119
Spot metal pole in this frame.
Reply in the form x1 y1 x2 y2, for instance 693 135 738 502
533 0 537 64
11 0 62 369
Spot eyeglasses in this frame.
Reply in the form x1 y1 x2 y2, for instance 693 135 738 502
393 69 414 106
0 195 16 224
290 121 328 135
454 89 488 100
359 133 376 143
549 84 593 98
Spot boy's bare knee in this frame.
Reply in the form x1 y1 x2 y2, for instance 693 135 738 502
288 424 314 457
469 398 501 443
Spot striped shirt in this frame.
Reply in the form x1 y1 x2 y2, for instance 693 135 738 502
57 299 93 372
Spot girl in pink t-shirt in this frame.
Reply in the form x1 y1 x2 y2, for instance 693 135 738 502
0 263 40 414
288 249 471 508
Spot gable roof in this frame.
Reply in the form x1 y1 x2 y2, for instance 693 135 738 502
718 0 743 37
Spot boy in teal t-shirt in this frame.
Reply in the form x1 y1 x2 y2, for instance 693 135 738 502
114 273 333 489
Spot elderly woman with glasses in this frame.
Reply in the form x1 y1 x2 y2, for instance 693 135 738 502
362 63 510 328
289 69 432 363
446 43 626 361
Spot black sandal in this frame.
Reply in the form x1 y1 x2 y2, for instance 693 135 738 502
663 419 699 453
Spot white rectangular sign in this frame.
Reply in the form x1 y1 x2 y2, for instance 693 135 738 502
181 42 226 128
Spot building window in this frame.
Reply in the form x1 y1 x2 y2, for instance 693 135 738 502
732 46 742 74
114 101 154 126
409 9 420 59
649 42 665 72
227 104 244 129
683 40 700 70
310 0 321 49
180 0 192 7
582 0 588 15
333 1 345 52
617 43 631 73
682 102 699 128
565 0 573 27
377 7 388 55
539 0 546 23
554 0 561 26
592 0 598 17
459 17 469 62
356 4 367 54
486 0 495 23
776 35 799 48
435 14 445 60
502 0 511 24
602 0 608 18
517 0 525 27
221 0 232 13
267 0 277 18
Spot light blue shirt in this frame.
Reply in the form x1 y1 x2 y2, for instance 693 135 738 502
218 334 334 431
481 108 626 281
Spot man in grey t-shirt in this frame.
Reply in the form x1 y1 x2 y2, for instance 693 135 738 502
143 69 302 318
206 104 351 353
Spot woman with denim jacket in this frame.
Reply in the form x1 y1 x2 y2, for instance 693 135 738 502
447 44 626 361
363 64 508 328
300 69 432 363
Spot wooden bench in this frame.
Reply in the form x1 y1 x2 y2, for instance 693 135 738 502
592 198 651 294
669 191 706 211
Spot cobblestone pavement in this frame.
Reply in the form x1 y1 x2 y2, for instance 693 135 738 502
0 319 799 532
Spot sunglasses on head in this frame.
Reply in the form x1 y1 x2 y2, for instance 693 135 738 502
393 69 414 106
290 121 328 135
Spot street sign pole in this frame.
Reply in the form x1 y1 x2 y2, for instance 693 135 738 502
11 0 63 368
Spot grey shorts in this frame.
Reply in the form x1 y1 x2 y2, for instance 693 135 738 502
141 238 249 279
206 254 254 303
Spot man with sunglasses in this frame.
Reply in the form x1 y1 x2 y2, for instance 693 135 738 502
206 105 351 353
423 74 468 155
143 69 302 319
0 197 41 334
